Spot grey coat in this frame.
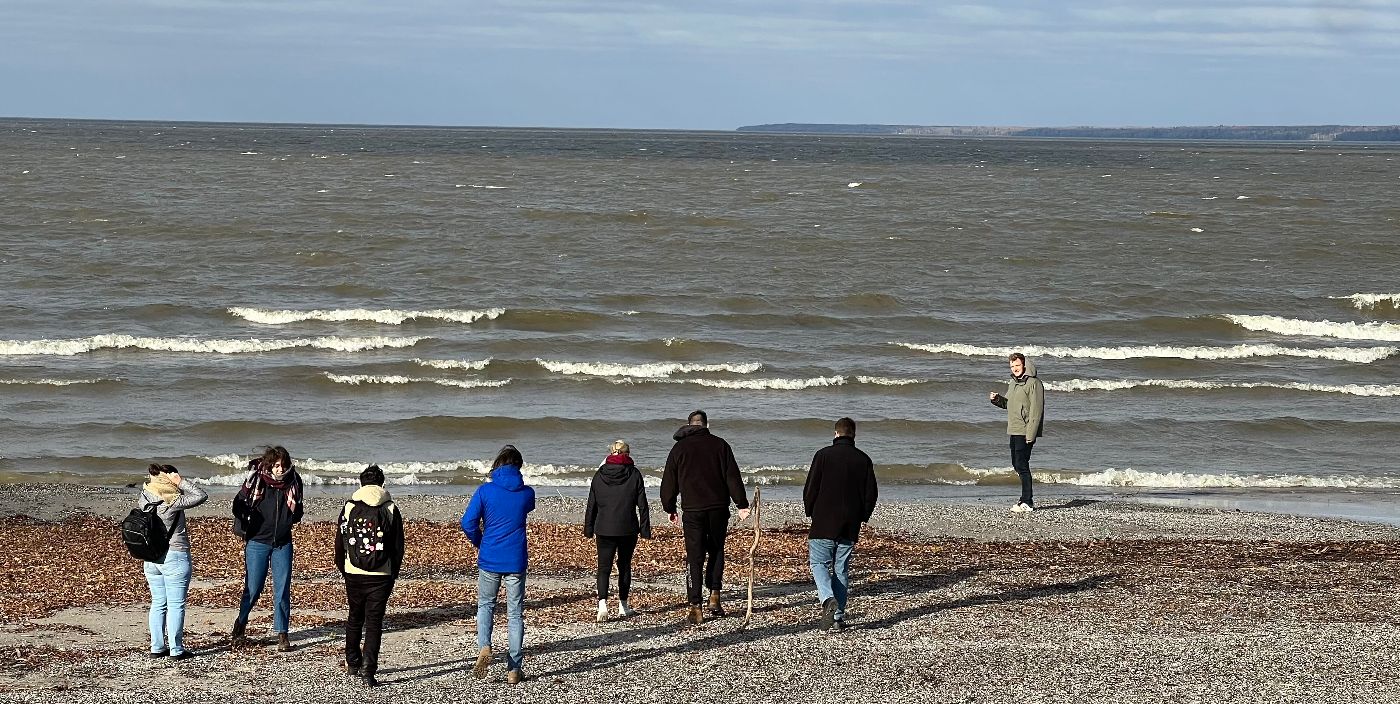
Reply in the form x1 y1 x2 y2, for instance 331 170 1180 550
137 483 209 553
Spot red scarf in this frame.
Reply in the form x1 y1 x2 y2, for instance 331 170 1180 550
604 454 632 465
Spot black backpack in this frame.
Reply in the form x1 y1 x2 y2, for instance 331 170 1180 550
122 501 178 563
340 500 394 571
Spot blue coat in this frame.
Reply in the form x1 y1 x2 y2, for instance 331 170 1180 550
461 464 536 574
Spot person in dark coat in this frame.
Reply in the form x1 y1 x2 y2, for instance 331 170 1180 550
583 440 653 622
231 445 304 651
660 410 750 625
334 465 405 687
802 417 878 631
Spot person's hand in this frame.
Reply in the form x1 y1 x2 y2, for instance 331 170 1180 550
737 508 751 522
669 513 679 527
989 391 999 401
165 471 183 487
1026 437 1035 446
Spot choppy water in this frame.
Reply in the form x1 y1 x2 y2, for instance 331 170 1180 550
3 119 1399 493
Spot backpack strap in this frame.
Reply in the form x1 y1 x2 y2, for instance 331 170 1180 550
144 499 181 539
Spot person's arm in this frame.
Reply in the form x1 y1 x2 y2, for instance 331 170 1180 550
334 502 348 575
526 487 536 514
660 445 680 516
723 442 749 512
1026 379 1045 443
461 490 484 547
391 505 406 578
989 391 1008 409
863 460 878 524
583 481 598 539
802 452 822 518
289 476 305 525
166 477 208 511
635 473 653 539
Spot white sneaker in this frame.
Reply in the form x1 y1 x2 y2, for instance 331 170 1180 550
596 599 609 622
1011 502 1034 513
618 600 636 618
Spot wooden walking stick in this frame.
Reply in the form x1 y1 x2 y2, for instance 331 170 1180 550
743 485 762 624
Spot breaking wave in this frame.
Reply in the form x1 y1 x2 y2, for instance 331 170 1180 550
1331 293 1400 310
413 358 493 370
0 335 425 356
536 360 763 378
0 378 115 386
1034 467 1400 490
1224 314 1400 342
1046 379 1400 397
892 342 1394 364
322 373 510 389
229 307 505 325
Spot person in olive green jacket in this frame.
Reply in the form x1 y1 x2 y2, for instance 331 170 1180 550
989 352 1044 512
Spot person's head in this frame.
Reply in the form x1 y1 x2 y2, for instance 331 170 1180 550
360 464 385 487
608 439 630 457
493 444 524 469
259 445 293 480
687 409 708 427
834 417 856 438
1008 352 1026 378
147 463 179 478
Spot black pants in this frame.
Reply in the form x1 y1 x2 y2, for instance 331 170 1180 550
344 574 394 675
682 509 729 605
1010 435 1035 506
596 535 638 601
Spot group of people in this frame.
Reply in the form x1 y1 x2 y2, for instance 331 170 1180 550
132 353 1045 686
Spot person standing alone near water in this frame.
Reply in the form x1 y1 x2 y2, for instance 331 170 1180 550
584 440 653 622
803 418 877 632
660 410 750 625
989 352 1045 512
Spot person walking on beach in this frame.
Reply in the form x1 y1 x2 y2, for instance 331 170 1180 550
137 463 209 659
462 445 536 685
803 418 878 632
231 445 305 650
989 352 1045 512
584 440 653 622
335 465 405 687
660 410 750 625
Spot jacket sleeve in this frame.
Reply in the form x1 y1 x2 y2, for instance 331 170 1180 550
290 477 305 525
526 487 536 514
334 502 348 575
391 505 406 578
723 441 749 510
461 490 484 548
659 445 680 515
583 479 598 538
635 472 653 539
991 392 1008 409
168 483 209 512
1026 379 1045 439
802 451 823 518
863 459 878 523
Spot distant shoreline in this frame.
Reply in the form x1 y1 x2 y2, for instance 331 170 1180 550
736 123 1400 142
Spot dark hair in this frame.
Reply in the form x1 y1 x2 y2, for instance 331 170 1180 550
1008 352 1026 364
834 417 856 437
493 444 523 469
258 445 293 473
360 464 385 487
687 409 708 426
147 463 177 476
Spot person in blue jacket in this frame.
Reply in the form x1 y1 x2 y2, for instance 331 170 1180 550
462 444 536 685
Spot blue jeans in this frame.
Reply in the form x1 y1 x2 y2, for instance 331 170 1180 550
809 539 854 621
144 549 193 655
238 540 293 633
477 570 525 671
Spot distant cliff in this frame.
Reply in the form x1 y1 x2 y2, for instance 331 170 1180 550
735 123 1400 142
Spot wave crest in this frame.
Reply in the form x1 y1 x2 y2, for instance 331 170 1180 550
413 358 492 370
323 373 510 389
229 307 504 325
1331 293 1400 310
892 341 1394 363
536 360 762 378
1047 378 1400 396
1224 314 1400 342
0 334 425 356
1037 467 1400 489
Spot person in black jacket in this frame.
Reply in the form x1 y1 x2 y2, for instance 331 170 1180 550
583 440 652 622
803 417 877 632
334 465 405 687
230 445 305 651
660 410 750 625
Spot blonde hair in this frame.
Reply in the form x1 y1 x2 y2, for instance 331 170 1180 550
608 439 630 456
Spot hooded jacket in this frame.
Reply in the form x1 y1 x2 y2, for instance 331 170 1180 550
584 458 653 539
802 436 878 543
335 484 405 578
660 425 749 514
461 464 536 574
992 359 1045 439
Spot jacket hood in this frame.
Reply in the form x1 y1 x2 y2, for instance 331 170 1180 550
598 462 635 486
351 484 391 506
490 464 527 491
673 424 710 441
1014 360 1038 380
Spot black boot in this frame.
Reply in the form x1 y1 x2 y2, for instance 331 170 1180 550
230 619 246 645
708 590 725 618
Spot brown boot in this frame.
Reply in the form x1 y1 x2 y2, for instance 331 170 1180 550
472 646 492 680
708 590 725 618
230 619 246 645
506 669 524 685
277 633 292 652
686 605 705 625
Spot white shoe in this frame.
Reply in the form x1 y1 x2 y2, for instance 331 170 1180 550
596 599 609 622
618 600 636 618
1011 502 1034 513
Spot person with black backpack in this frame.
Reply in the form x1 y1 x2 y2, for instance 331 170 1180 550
334 465 405 687
230 445 304 651
133 463 208 659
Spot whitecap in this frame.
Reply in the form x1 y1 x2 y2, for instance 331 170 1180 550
1037 467 1400 490
536 360 762 378
0 334 424 356
412 358 492 371
1331 293 1400 310
1224 314 1400 342
892 341 1394 364
1046 378 1400 397
323 373 509 389
0 378 112 386
229 307 504 325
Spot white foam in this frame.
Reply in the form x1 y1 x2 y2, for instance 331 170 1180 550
536 360 762 378
200 453 473 477
1047 378 1400 396
1037 467 1400 490
1332 293 1400 310
323 373 510 389
683 375 846 390
0 378 110 386
855 376 924 386
0 334 424 356
892 341 1395 364
229 307 505 325
456 184 509 189
413 358 492 371
1225 314 1400 342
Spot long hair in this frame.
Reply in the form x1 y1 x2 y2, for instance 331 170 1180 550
258 445 293 474
492 444 523 469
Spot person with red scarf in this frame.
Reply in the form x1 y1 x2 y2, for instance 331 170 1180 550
230 445 304 651
583 440 652 622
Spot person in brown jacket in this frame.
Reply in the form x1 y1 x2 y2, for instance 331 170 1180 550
803 417 878 631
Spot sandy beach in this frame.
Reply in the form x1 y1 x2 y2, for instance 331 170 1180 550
0 485 1396 703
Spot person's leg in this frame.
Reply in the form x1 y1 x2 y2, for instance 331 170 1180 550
477 570 501 651
237 540 272 624
361 577 393 678
596 536 617 601
704 509 729 593
832 541 855 622
344 575 367 671
808 539 836 605
144 560 167 654
164 551 192 655
615 535 638 603
504 573 526 673
680 511 707 605
1010 435 1033 506
270 542 293 634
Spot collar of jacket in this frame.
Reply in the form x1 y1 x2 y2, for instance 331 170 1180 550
832 436 855 446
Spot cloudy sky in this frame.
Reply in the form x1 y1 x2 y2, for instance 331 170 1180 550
1 0 1397 128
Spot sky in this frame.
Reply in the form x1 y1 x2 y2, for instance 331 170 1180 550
1 0 1398 129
